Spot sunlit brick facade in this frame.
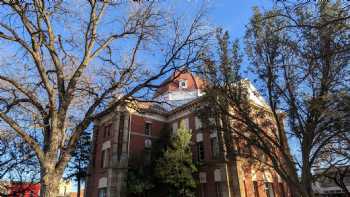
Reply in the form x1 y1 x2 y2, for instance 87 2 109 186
86 71 292 197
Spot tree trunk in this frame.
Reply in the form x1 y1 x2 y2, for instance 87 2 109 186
40 175 60 196
300 172 315 196
301 188 314 197
77 176 81 197
300 131 315 197
40 167 61 197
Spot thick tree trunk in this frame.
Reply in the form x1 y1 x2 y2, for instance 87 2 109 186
298 168 314 197
40 167 62 197
300 188 314 197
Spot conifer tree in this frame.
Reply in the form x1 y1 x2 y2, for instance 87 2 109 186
64 130 91 197
155 122 197 197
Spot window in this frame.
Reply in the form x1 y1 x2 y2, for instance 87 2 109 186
107 124 111 137
199 172 207 183
215 182 223 197
214 169 222 182
144 147 152 165
144 122 152 136
179 79 187 89
101 148 109 168
195 116 202 129
197 142 204 161
199 183 207 197
98 188 107 197
183 118 189 130
264 182 275 197
101 150 105 168
145 139 152 149
243 180 248 197
253 181 260 197
104 124 111 138
211 137 220 159
106 148 110 167
172 122 178 134
209 118 216 127
198 171 207 197
279 183 285 197
144 139 152 164
103 125 107 137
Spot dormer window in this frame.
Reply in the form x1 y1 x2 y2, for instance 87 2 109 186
179 79 187 89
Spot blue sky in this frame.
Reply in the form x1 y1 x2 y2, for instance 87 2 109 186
165 0 273 79
172 0 272 39
205 0 272 39
205 0 273 78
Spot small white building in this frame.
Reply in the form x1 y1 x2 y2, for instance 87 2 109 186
313 167 350 197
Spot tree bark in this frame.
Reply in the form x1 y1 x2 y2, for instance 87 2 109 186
301 132 315 197
40 167 61 197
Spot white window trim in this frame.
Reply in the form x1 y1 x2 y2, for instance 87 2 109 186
199 172 207 183
172 122 178 134
196 133 203 142
195 116 202 130
102 140 111 150
98 177 108 188
179 79 188 89
145 139 152 148
214 169 222 182
101 149 109 168
183 118 189 130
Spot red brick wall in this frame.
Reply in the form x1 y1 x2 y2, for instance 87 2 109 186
240 166 291 197
130 115 165 136
86 122 113 197
129 114 167 157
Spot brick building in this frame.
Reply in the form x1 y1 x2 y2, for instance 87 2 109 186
85 71 291 197
313 166 350 197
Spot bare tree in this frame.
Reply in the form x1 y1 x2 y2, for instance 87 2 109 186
319 93 350 195
198 1 350 197
0 131 39 196
0 0 210 196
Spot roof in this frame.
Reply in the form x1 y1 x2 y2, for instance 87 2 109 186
153 70 205 98
98 71 271 122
